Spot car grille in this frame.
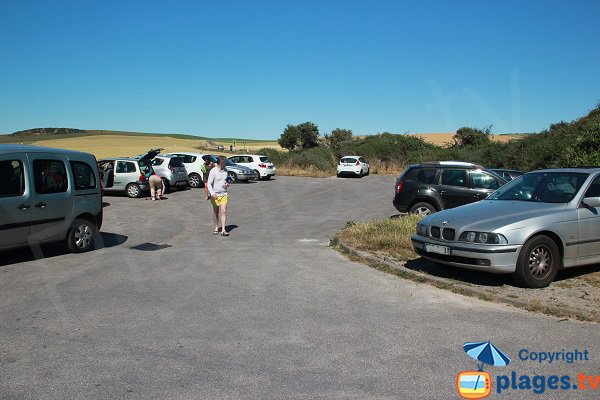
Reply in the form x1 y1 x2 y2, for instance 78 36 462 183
428 227 455 241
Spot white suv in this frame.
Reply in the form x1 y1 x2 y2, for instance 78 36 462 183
163 152 211 188
228 154 276 180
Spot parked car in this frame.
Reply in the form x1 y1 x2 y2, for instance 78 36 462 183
394 161 507 215
228 154 276 180
209 155 256 182
411 168 600 288
490 168 524 181
0 144 103 253
337 156 369 178
163 152 217 188
98 149 159 198
150 155 190 192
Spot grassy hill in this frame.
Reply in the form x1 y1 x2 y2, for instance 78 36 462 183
0 128 282 158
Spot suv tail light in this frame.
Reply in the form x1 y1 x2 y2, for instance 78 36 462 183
139 174 147 182
258 163 267 168
396 180 404 194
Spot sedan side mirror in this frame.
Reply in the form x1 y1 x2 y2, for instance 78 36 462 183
582 197 600 208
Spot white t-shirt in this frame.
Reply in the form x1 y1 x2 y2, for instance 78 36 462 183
207 167 228 196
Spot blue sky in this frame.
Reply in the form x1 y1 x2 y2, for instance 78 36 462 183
1 0 599 139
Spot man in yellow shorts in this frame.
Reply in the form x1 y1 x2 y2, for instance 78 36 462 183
207 156 231 236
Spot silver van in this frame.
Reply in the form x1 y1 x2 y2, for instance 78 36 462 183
97 149 160 198
0 144 103 253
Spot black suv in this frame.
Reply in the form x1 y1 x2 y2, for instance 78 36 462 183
393 161 507 215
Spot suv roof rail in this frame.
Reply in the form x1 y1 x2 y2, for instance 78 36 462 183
420 161 482 168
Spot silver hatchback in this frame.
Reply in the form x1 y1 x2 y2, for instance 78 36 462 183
412 168 600 288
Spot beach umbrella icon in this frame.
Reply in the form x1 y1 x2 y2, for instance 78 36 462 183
463 341 511 371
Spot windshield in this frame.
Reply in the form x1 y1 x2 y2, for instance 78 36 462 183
488 172 588 203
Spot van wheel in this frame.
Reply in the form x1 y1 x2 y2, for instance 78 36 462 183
409 202 436 216
126 183 142 198
189 173 201 188
67 219 96 253
513 235 560 288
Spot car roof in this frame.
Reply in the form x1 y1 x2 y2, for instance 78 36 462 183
230 154 267 157
411 161 484 169
340 155 360 158
527 167 600 174
0 144 92 157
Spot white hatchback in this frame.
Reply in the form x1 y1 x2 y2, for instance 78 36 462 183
337 156 369 178
228 154 276 180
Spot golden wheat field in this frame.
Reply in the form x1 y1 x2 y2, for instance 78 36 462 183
31 135 283 159
29 132 521 159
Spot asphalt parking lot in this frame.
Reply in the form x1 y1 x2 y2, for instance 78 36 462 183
1 175 599 399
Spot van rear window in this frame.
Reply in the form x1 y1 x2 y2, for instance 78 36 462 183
70 161 97 190
0 160 25 197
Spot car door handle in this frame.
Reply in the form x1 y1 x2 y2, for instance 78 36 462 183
17 204 30 211
35 202 47 209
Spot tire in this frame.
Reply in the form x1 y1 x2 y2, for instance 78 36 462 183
188 173 201 188
409 202 436 216
513 235 560 288
66 218 96 253
366 167 370 176
262 175 271 181
162 178 170 193
254 170 260 180
228 171 238 183
126 183 142 198
358 170 363 178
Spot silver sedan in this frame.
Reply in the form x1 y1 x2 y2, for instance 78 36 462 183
412 168 600 288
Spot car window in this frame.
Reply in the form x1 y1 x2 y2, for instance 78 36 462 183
471 171 501 190
259 156 271 163
177 155 195 163
169 158 184 167
116 161 137 173
150 159 164 167
440 169 467 187
403 167 438 183
70 161 97 190
489 172 588 203
230 156 240 163
584 175 600 197
34 159 68 194
0 160 25 197
138 160 152 175
246 156 254 163
341 157 357 163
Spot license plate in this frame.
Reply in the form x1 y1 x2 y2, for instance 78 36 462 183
424 244 451 255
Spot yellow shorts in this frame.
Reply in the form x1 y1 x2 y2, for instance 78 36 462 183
211 194 228 206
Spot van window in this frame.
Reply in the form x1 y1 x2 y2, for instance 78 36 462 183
0 160 25 197
34 159 68 194
70 161 97 190
116 161 137 173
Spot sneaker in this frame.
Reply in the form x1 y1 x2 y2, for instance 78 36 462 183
151 197 156 201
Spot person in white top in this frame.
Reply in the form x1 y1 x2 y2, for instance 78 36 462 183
207 156 231 236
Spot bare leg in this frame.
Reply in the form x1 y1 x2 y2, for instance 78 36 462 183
220 203 227 233
212 203 220 232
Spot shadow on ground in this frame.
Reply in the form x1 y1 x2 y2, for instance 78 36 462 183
0 232 128 267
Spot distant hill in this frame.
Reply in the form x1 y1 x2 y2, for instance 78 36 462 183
1 128 276 144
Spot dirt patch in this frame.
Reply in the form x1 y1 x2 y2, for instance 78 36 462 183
335 240 600 323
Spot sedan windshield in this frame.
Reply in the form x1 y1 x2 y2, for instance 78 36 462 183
488 172 588 203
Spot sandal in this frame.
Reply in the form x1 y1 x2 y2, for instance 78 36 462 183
221 232 229 237
213 229 220 235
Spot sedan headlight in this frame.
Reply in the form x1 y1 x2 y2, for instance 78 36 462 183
459 231 508 245
416 223 428 236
